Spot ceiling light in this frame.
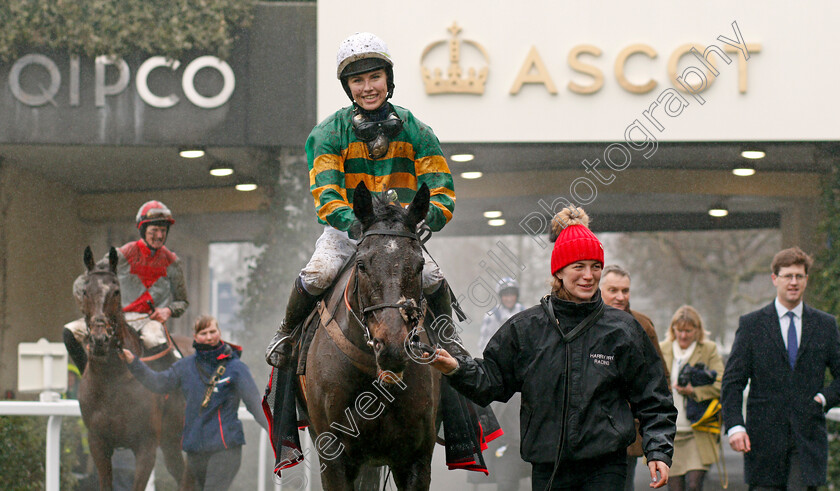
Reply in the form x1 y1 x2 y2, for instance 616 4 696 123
740 149 765 159
488 218 506 226
451 153 475 162
209 163 234 177
732 167 755 177
708 204 729 217
460 171 483 179
235 183 257 192
483 210 503 219
179 147 205 159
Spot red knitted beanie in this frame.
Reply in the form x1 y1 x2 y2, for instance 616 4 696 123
550 207 604 275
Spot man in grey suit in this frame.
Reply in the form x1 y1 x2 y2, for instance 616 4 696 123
722 247 840 490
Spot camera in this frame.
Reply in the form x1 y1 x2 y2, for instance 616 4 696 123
677 362 717 387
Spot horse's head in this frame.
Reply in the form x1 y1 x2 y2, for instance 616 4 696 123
352 182 430 380
81 246 126 357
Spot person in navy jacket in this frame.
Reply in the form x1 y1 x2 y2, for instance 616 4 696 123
123 315 268 490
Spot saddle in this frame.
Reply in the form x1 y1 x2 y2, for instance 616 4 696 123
294 260 356 376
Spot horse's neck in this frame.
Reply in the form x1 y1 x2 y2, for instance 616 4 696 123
117 318 143 353
87 352 130 378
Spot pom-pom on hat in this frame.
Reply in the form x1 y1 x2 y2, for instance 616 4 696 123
550 206 604 275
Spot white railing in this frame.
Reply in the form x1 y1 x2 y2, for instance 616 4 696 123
0 400 277 491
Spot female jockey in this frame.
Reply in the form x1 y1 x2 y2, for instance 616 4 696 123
265 32 463 369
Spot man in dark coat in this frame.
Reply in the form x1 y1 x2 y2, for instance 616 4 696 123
721 247 840 490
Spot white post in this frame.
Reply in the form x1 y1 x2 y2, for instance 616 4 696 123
45 415 62 491
258 430 267 491
303 430 313 491
145 469 155 491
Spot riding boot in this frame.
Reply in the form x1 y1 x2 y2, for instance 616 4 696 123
266 277 320 369
63 328 87 374
426 280 470 358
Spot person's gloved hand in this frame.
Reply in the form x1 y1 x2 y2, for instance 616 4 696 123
348 219 363 240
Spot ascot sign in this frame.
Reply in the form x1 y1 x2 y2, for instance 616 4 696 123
421 22 760 97
7 54 235 109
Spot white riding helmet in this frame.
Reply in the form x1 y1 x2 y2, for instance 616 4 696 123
336 32 395 101
496 277 519 296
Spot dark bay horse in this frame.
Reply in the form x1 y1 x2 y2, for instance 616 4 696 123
302 182 441 490
77 246 189 491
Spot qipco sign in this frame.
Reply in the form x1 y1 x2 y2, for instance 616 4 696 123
8 54 235 109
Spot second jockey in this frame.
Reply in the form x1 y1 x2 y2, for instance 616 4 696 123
63 200 189 373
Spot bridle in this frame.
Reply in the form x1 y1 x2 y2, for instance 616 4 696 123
82 270 129 356
344 228 434 356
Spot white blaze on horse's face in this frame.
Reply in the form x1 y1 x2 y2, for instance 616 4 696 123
385 239 398 253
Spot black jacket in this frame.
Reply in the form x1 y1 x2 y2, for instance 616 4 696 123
448 293 676 466
721 302 840 487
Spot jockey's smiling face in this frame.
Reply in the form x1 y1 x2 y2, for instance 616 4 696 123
348 69 388 111
144 224 168 250
195 320 221 346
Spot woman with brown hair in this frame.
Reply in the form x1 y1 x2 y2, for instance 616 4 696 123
660 306 724 491
123 315 267 490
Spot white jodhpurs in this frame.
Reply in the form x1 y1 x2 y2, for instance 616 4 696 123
299 226 444 295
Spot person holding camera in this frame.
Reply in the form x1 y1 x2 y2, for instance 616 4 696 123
659 305 724 491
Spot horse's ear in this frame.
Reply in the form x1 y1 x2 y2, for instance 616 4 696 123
406 183 430 229
108 247 119 274
84 246 95 272
353 181 374 226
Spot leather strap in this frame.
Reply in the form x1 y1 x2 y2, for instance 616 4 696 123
542 295 605 344
319 300 377 377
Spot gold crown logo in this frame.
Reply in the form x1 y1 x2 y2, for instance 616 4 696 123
421 22 489 95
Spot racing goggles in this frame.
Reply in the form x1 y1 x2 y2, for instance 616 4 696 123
352 112 403 142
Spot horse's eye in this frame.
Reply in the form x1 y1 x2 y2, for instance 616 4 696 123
357 261 367 273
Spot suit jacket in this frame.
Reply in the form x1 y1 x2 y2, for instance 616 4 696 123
721 302 840 486
660 339 723 466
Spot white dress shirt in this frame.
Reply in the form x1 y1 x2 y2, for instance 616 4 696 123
775 298 803 352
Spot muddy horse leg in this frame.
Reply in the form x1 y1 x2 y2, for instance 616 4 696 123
159 393 187 486
130 440 157 491
390 457 432 491
88 433 115 491
320 455 360 491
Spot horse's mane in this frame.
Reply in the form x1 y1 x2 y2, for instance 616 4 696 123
365 191 413 231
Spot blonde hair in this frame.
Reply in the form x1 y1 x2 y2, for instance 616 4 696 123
665 305 709 342
550 205 592 299
193 315 219 335
549 205 590 243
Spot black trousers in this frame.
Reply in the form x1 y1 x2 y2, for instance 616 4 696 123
748 447 817 491
186 445 242 491
532 449 627 490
